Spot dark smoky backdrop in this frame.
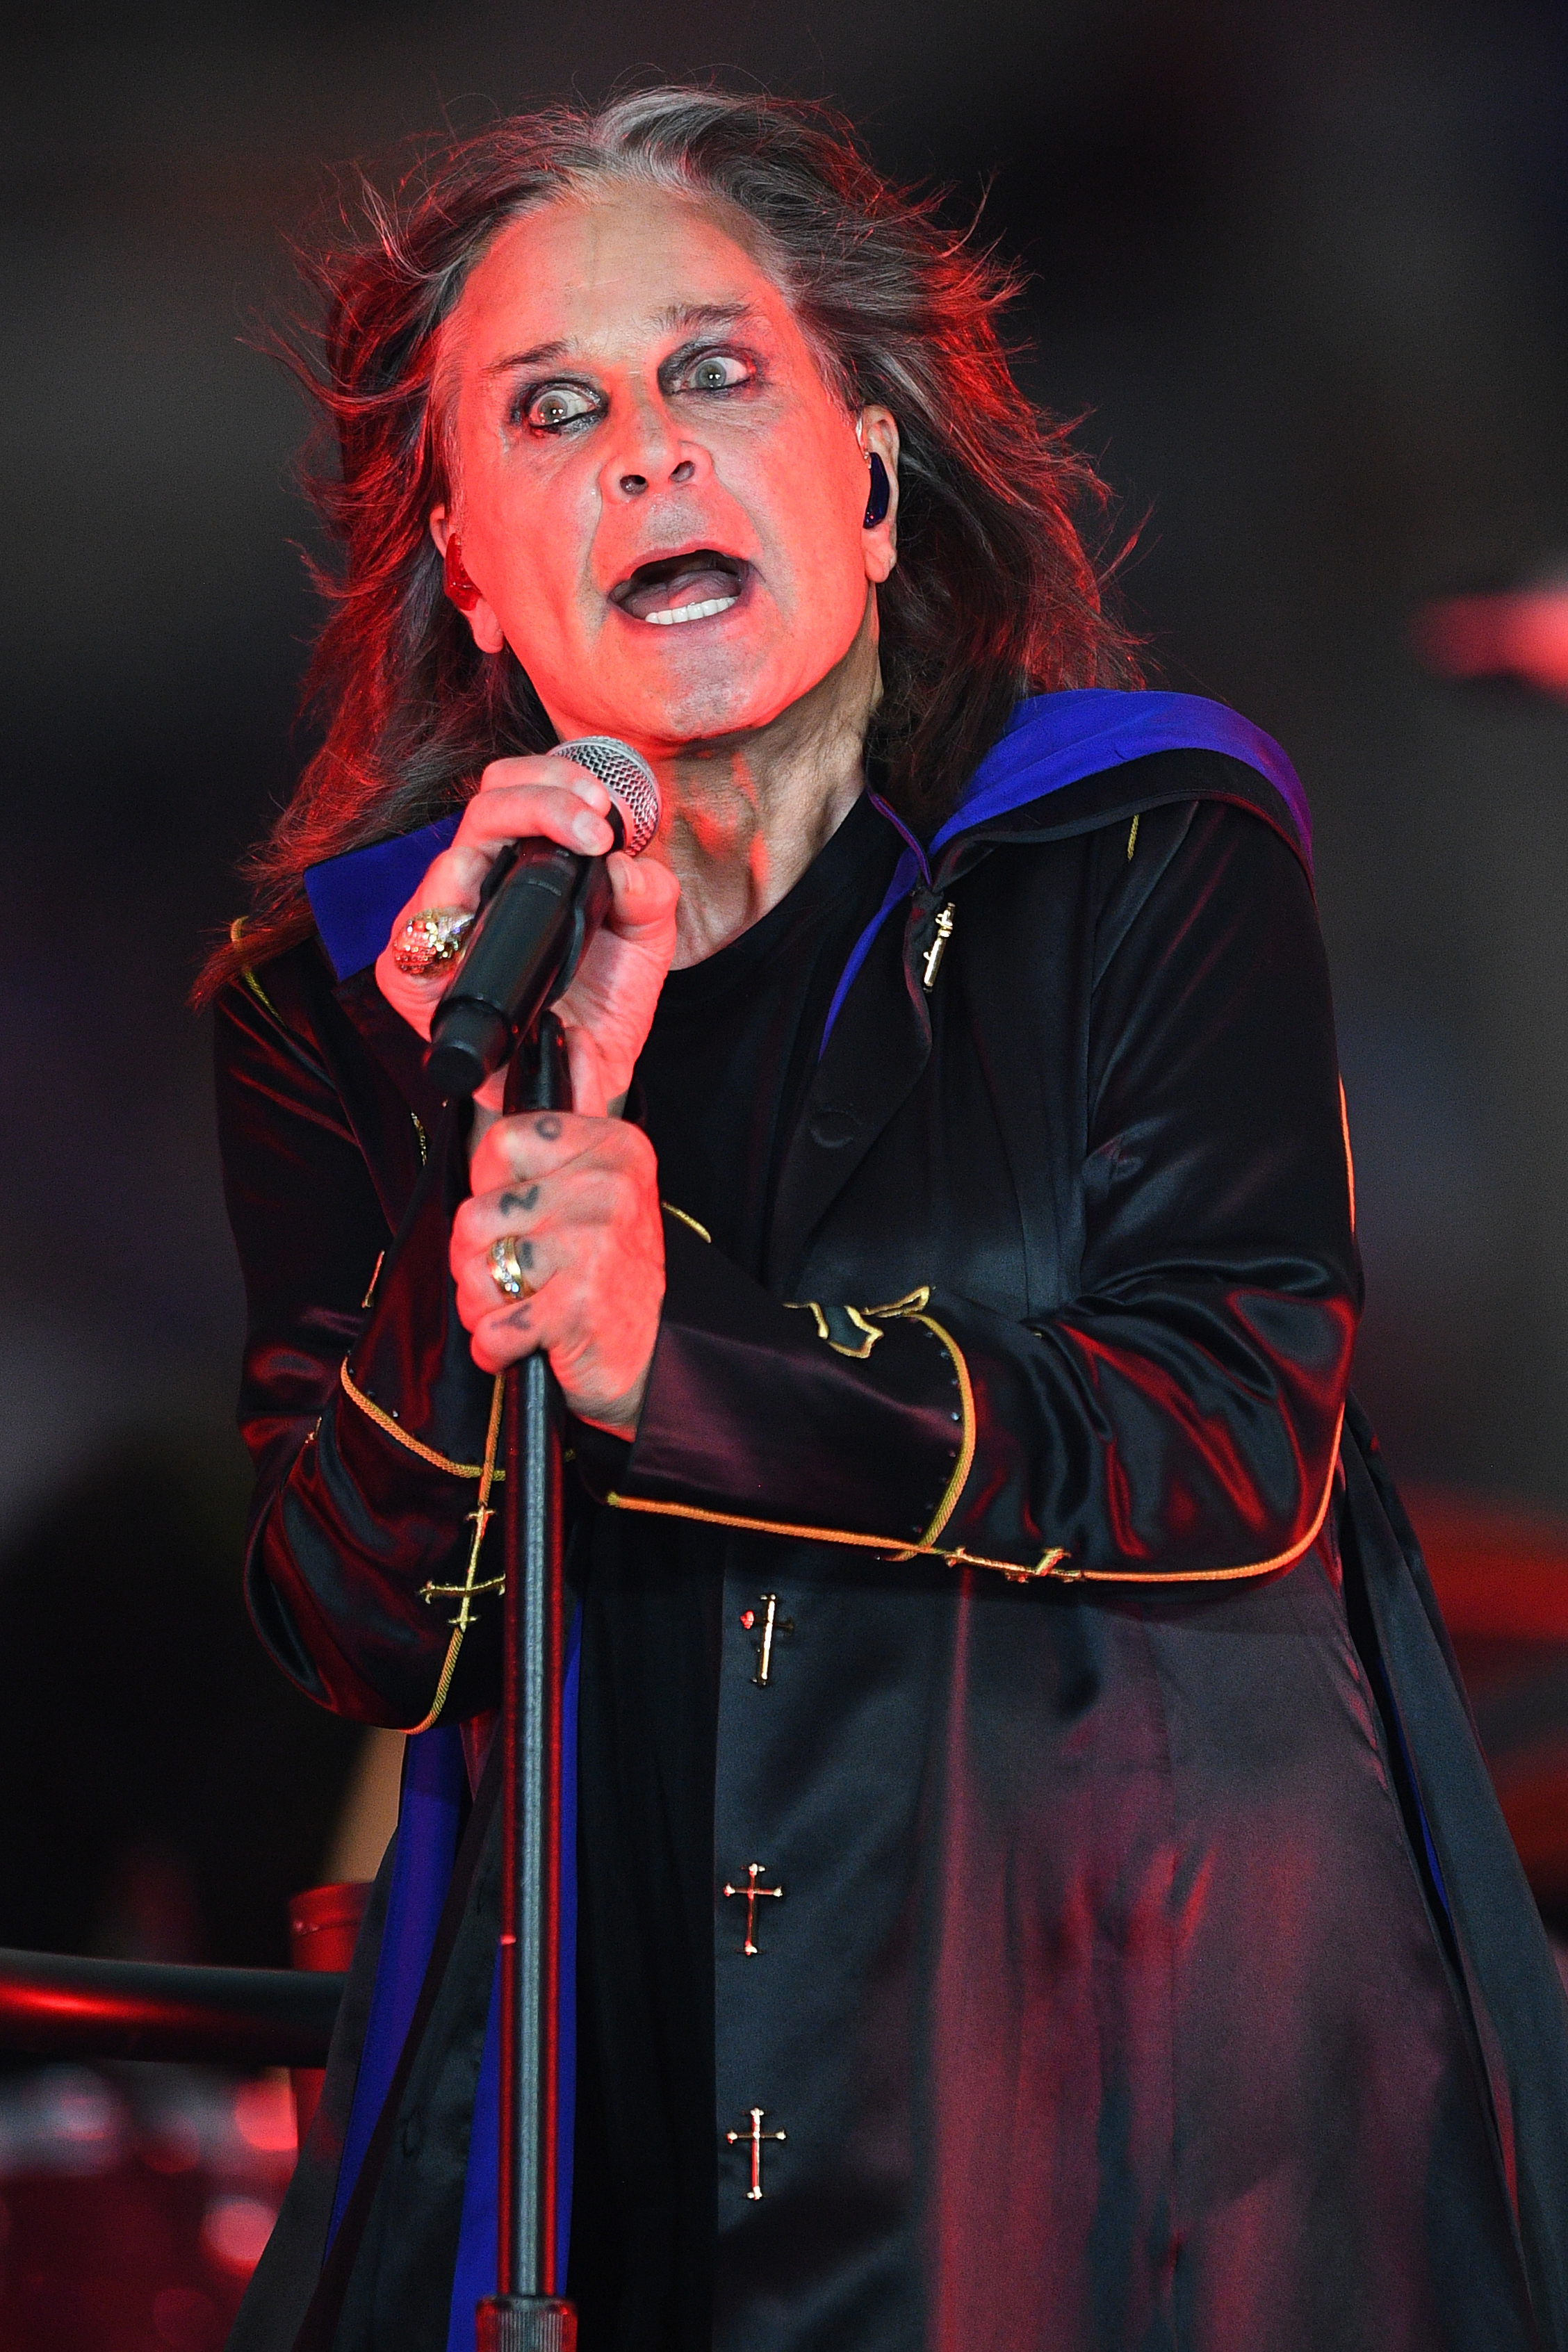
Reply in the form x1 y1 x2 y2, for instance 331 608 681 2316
1 0 1565 1961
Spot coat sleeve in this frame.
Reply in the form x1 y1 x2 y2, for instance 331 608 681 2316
215 956 505 1723
595 804 1362 1586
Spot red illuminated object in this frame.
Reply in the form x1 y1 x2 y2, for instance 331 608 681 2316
0 1950 342 2066
1412 586 1568 697
1406 1485 1568 1909
287 1878 370 2143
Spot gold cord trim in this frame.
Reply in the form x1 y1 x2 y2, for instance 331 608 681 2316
412 1113 428 1166
605 1405 1345 1590
662 1202 712 1243
862 1287 932 1318
405 1373 507 1733
909 1313 977 1546
603 1489 1074 1578
785 1287 934 1362
785 1300 887 1359
1127 813 1141 861
1339 1079 1356 1236
229 917 281 1020
835 1307 885 1358
338 1357 505 1481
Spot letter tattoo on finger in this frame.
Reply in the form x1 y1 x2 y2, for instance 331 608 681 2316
498 1187 538 1217
534 1115 563 1141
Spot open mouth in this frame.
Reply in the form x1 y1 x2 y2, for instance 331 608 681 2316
610 549 747 628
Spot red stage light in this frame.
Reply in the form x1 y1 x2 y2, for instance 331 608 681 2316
231 2079 296 2157
1412 584 1568 697
200 2192 279 2277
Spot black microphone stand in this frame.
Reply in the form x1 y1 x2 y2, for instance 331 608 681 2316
476 1008 578 2352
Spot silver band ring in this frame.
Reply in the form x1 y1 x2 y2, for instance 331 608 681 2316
392 906 475 978
488 1235 534 1301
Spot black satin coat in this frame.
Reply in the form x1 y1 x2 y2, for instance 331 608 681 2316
219 747 1568 2352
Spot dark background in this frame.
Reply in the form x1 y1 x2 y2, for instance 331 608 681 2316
2 0 1565 1964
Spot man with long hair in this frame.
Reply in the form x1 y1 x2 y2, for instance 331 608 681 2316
211 88 1568 2352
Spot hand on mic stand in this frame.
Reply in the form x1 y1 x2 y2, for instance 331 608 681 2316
398 741 667 2347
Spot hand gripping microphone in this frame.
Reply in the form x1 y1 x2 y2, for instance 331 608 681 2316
424 737 661 1099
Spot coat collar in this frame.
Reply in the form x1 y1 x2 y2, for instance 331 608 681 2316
817 691 1311 1059
300 694 1309 1000
297 695 1312 1281
769 696 1312 1283
305 813 462 986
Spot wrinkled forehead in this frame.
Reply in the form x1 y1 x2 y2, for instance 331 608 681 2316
430 181 844 450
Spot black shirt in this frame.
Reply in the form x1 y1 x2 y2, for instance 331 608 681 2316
635 790 901 1275
569 792 901 2349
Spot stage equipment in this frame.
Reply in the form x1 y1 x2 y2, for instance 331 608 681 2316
444 536 484 613
289 1877 373 2143
425 738 660 1098
0 1946 341 2067
1412 576 1568 699
863 451 891 528
433 737 658 2352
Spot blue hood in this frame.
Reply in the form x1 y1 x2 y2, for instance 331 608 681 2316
817 689 1311 1054
301 691 1311 1039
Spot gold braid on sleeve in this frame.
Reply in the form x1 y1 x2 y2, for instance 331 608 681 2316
405 1373 507 1734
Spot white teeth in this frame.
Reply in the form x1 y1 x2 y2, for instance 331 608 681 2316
642 594 739 626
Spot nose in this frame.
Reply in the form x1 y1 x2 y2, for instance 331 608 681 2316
618 457 696 498
601 388 706 504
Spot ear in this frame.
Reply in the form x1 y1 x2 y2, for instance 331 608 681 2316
856 407 900 585
429 506 507 655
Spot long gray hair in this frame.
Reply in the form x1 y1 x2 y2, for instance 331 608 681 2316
197 84 1139 1002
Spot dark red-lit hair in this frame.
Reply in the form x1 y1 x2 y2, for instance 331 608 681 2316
196 85 1140 1003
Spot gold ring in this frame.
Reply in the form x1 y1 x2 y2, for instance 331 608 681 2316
488 1235 534 1301
392 906 475 978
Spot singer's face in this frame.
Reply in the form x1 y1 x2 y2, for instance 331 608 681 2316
430 188 893 753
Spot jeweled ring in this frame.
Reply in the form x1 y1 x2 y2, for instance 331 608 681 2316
488 1236 534 1301
392 906 475 979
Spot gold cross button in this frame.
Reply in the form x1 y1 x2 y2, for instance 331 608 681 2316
740 1593 794 1686
726 2106 785 2200
722 1863 784 1955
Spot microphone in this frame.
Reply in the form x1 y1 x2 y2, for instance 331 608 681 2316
424 737 661 1099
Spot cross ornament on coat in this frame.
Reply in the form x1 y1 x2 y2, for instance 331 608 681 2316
726 2107 786 2200
418 1501 505 1630
740 1593 794 1686
723 1863 784 1955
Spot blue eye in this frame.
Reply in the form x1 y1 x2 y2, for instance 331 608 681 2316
523 384 601 432
681 352 751 393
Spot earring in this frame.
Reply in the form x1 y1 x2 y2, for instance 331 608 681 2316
443 534 482 613
863 453 891 530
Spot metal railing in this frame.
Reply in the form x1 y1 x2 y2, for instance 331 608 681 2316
0 1945 343 2068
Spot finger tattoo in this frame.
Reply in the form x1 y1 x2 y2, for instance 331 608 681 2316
498 1186 539 1216
534 1115 563 1141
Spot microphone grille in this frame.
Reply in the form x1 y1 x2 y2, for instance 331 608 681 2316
548 737 661 857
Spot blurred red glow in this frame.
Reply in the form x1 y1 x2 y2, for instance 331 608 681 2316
140 2120 202 2175
1405 1486 1568 1641
231 2079 296 2157
152 2283 223 2350
1412 587 1568 696
200 2192 278 2276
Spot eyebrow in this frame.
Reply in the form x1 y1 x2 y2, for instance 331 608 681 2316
655 300 758 338
482 302 765 379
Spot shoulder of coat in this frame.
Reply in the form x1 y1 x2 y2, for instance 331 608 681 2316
222 917 338 1042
